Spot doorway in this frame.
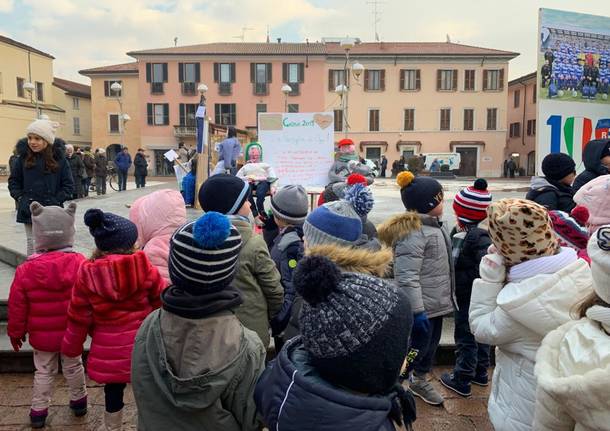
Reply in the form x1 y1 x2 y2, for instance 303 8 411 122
527 151 536 176
106 144 122 166
455 147 478 176
365 147 382 165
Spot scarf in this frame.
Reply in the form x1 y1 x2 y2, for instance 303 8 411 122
508 247 577 282
161 284 242 319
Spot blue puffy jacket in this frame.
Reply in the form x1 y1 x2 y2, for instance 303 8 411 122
182 172 196 205
115 152 132 172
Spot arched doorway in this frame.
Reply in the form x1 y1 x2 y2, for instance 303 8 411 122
106 144 122 165
527 151 536 176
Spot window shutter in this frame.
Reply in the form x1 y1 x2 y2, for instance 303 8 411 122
146 103 153 125
483 70 488 91
452 70 458 90
499 69 505 90
266 63 272 82
213 63 219 83
195 63 201 82
436 70 441 90
178 63 184 83
328 70 334 91
298 63 304 83
364 70 369 91
104 81 109 97
282 63 288 83
146 63 151 82
162 63 168 82
179 103 185 126
214 104 220 123
416 69 421 90
163 104 169 125
399 70 405 90
380 70 386 91
230 63 236 83
250 63 255 83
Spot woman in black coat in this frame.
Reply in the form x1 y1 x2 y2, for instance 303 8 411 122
133 148 148 188
65 144 85 199
8 127 73 256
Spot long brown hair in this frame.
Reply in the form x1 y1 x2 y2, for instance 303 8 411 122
574 291 610 319
24 143 59 172
90 246 137 260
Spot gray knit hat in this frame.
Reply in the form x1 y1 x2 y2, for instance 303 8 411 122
270 185 309 225
303 200 362 247
31 201 76 252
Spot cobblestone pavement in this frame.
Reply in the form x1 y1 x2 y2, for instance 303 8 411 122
0 367 492 430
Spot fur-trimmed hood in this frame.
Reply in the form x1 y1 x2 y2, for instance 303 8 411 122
377 212 423 248
306 243 393 277
16 137 66 160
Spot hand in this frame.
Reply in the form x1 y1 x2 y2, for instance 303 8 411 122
480 253 506 283
10 335 26 352
412 312 430 339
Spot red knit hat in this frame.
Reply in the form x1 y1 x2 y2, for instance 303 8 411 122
347 173 367 186
453 179 492 226
338 138 354 147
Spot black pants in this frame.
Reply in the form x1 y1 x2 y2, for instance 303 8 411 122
381 168 386 177
82 177 91 197
117 170 128 191
96 176 106 195
453 296 490 381
135 175 146 188
104 383 126 413
413 316 443 376
248 181 270 217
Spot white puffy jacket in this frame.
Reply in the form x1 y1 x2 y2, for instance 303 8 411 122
534 317 610 431
469 250 592 431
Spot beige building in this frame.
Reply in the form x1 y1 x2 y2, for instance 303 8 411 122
506 72 537 176
52 77 92 149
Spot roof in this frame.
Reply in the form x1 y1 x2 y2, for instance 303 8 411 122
1 100 65 113
508 71 537 86
53 77 91 99
79 62 139 76
325 41 519 57
0 34 54 59
128 42 327 56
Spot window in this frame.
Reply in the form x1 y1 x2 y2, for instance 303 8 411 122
486 108 498 130
179 63 199 83
509 122 521 138
104 80 122 97
328 69 347 91
251 63 272 95
146 103 169 126
369 109 380 131
288 104 299 113
215 103 236 126
514 90 520 108
364 70 385 91
73 117 80 135
483 69 504 91
533 85 537 103
440 108 451 130
334 109 343 132
146 63 168 94
437 70 457 91
17 77 25 98
152 63 166 82
213 63 236 84
283 63 304 84
73 97 80 110
109 114 120 133
36 82 44 101
464 70 475 91
400 69 420 91
404 109 415 131
463 109 474 131
527 119 536 136
256 104 267 128
179 103 198 127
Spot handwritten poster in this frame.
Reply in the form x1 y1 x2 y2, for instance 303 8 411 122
258 112 335 187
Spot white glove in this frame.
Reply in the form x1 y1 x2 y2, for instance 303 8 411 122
479 253 506 283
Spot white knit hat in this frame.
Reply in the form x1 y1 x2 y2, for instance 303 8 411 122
588 225 610 303
26 119 57 145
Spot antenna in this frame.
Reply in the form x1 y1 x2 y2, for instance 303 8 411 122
233 26 254 42
366 0 385 42
174 37 178 47
266 25 270 43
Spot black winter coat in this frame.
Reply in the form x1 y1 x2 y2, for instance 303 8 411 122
8 138 73 224
67 154 85 180
94 154 108 177
453 227 491 304
82 153 95 177
134 153 148 177
526 177 575 212
573 139 610 192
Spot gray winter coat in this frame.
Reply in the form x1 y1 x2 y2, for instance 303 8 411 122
131 309 265 431
378 212 455 317
218 137 242 170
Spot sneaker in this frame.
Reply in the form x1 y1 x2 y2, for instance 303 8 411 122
70 395 88 417
472 372 489 387
30 409 48 429
440 373 472 397
408 374 444 405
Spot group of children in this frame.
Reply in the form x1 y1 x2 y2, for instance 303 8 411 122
7 155 610 430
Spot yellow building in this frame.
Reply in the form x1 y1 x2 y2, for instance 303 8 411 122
52 77 92 150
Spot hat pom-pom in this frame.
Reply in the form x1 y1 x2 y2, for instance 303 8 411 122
294 256 341 306
396 171 415 189
347 173 367 186
344 183 374 217
193 211 231 248
84 209 104 228
473 178 488 191
571 205 589 227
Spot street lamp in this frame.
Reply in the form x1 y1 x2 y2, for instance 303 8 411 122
197 83 211 180
23 81 40 118
281 84 292 112
110 82 128 150
337 38 364 137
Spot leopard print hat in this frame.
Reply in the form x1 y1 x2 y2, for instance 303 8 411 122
487 198 559 266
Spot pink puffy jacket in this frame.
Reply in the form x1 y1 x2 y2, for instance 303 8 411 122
61 251 164 384
8 252 86 352
129 189 186 285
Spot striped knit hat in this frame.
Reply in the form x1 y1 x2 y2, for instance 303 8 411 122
453 179 492 226
168 212 242 293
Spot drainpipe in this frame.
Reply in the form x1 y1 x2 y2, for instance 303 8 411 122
521 82 527 148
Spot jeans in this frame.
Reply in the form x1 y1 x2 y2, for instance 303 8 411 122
413 316 443 376
248 181 270 217
135 175 146 188
104 383 126 413
96 176 107 195
117 170 128 191
453 295 490 380
25 223 34 256
82 177 91 197
32 350 86 412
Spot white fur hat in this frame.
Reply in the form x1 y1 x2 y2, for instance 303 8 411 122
588 225 610 303
26 119 57 145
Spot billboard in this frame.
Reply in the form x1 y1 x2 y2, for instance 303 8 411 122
537 8 610 172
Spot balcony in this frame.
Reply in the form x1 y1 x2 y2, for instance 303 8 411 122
173 125 196 137
219 82 232 95
151 82 164 94
182 82 196 96
253 82 268 96
289 82 300 96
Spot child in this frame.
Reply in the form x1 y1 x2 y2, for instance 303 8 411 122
573 139 610 192
255 254 416 430
181 157 196 207
344 181 379 248
533 226 610 430
574 174 610 234
469 198 593 431
62 209 164 431
526 152 576 212
129 189 187 285
198 174 283 349
548 206 591 262
378 171 454 406
440 179 492 397
8 202 87 428
132 212 265 431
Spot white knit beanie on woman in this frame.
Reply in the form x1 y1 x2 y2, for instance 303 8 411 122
26 119 57 145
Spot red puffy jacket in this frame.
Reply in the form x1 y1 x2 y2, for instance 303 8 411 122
8 251 86 352
61 251 163 384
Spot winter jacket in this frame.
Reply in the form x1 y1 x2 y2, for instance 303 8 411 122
94 153 107 177
61 251 164 384
230 216 283 347
129 190 186 285
469 249 593 431
453 227 491 303
134 153 148 177
66 154 85 181
328 157 374 184
8 138 74 224
82 153 95 178
534 317 610 431
378 212 455 318
255 338 401 431
181 172 196 206
8 154 19 175
236 162 276 182
115 152 132 172
8 251 86 352
132 309 265 431
217 137 241 170
526 177 575 212
573 139 610 192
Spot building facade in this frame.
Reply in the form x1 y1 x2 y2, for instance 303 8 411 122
506 72 537 176
52 77 92 149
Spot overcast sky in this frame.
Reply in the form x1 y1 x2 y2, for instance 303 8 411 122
0 0 608 84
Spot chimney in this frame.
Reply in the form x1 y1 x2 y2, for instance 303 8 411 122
306 38 309 45
277 38 281 43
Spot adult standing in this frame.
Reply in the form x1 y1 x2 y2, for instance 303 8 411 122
176 142 189 164
507 158 517 178
380 155 388 178
94 148 108 195
82 149 95 197
114 147 132 191
65 145 85 199
134 148 148 189
572 139 610 192
503 159 509 177
8 146 19 210
430 158 441 173
216 126 242 175
8 119 73 256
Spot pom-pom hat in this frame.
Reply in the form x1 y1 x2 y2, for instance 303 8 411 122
453 179 492 226
588 226 610 303
397 171 443 214
84 209 138 252
344 183 374 218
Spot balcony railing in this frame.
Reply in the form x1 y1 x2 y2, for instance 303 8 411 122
289 82 300 96
173 125 196 137
182 82 196 95
219 82 232 95
253 82 268 96
151 82 164 94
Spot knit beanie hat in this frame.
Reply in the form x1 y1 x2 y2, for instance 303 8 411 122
487 198 559 266
168 212 242 293
293 255 412 394
303 200 362 247
397 171 443 214
344 183 374 218
588 226 610 303
198 174 250 215
270 185 308 225
347 173 368 186
453 179 492 226
548 209 590 251
541 153 576 181
84 209 138 252
244 142 263 162
30 201 76 252
26 119 57 145
574 174 610 233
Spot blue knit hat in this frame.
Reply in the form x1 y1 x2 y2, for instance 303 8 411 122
84 209 138 252
303 200 362 247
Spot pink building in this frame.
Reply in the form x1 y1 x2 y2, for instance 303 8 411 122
506 72 537 175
